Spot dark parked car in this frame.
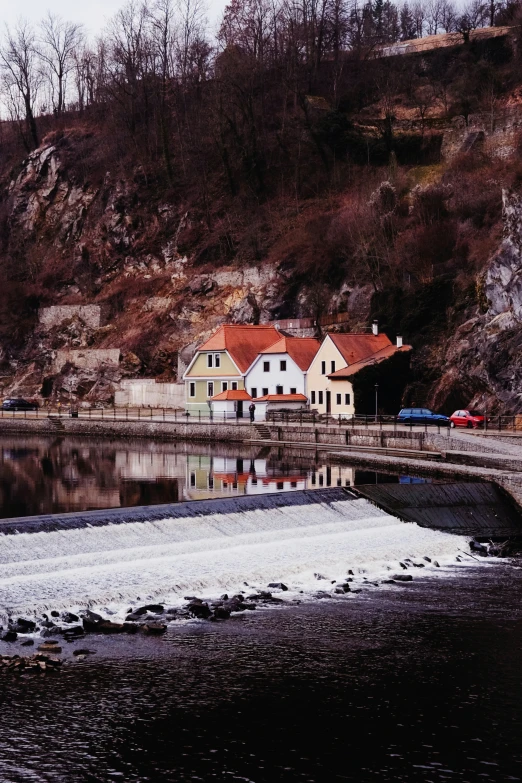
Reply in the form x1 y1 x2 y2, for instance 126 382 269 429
2 398 39 411
449 410 486 429
397 407 450 426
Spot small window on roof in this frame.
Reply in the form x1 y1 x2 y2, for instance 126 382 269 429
231 382 238 390
262 387 268 396
207 354 213 368
276 385 283 394
215 354 221 368
222 382 228 392
290 387 296 394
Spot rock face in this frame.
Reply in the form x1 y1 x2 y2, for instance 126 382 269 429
430 188 522 413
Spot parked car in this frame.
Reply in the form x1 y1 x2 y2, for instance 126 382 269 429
2 398 39 411
449 409 486 429
397 407 450 426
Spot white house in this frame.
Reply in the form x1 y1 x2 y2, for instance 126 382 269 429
245 335 320 400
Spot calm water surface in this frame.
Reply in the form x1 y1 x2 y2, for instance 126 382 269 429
0 564 521 782
0 434 429 518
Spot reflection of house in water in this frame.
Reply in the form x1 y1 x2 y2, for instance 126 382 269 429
185 454 309 500
310 464 355 489
115 448 187 506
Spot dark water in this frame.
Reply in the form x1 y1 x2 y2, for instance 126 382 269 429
0 434 429 518
0 564 521 782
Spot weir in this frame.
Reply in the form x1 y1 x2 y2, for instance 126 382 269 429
356 482 522 539
0 487 471 619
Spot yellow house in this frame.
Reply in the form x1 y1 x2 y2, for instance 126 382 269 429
183 324 280 415
307 329 411 416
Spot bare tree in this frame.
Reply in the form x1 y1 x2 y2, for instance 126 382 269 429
0 20 41 150
38 13 84 116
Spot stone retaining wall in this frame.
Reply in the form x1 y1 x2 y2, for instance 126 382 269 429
39 305 105 330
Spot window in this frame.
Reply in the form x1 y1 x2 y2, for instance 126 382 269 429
345 393 351 405
280 360 287 371
222 382 228 392
276 385 283 394
207 354 213 368
262 388 268 396
318 391 323 405
336 394 341 405
215 354 221 368
207 382 214 398
231 382 238 390
190 472 196 488
189 382 196 398
311 391 316 404
321 361 326 375
251 388 258 399
263 361 270 372
208 475 214 490
290 387 296 394
331 361 336 373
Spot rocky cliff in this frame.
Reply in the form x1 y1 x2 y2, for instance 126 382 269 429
430 188 522 414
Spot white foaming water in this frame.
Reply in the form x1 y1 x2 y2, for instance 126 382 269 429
0 498 469 619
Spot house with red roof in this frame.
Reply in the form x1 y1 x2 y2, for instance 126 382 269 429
307 323 412 417
183 325 320 419
182 324 280 416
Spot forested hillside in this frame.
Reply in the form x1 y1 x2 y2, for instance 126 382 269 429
1 0 522 411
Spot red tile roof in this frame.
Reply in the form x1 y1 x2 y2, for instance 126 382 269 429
329 333 393 365
198 325 280 373
211 389 253 401
328 344 412 379
260 336 320 371
253 393 308 402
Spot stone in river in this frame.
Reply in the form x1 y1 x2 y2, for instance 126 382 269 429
50 611 60 618
38 643 62 653
62 612 80 623
73 649 96 656
392 574 413 582
141 623 167 635
81 610 104 631
13 618 36 633
21 639 34 647
268 582 288 591
186 602 212 620
1 630 17 642
213 607 231 620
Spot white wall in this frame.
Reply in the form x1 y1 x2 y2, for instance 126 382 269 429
245 353 306 398
114 380 185 409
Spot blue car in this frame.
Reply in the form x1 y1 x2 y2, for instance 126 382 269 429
397 407 450 426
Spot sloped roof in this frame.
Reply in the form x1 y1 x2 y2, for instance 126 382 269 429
198 325 280 373
253 393 308 402
260 336 320 371
328 344 412 379
211 389 253 401
328 333 393 365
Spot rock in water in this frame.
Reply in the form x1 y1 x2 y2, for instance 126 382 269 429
392 574 413 582
268 582 288 591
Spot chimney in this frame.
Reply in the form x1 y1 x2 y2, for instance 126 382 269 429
396 335 403 348
372 320 379 336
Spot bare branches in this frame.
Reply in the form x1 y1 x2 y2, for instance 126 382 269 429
0 20 41 150
38 13 85 116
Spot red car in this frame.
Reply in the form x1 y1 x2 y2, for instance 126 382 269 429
449 409 486 429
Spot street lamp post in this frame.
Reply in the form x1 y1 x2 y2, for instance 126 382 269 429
375 383 379 422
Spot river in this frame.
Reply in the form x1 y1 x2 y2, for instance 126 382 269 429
0 563 521 782
0 433 429 518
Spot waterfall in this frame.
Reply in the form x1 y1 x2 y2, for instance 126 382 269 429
0 490 468 619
